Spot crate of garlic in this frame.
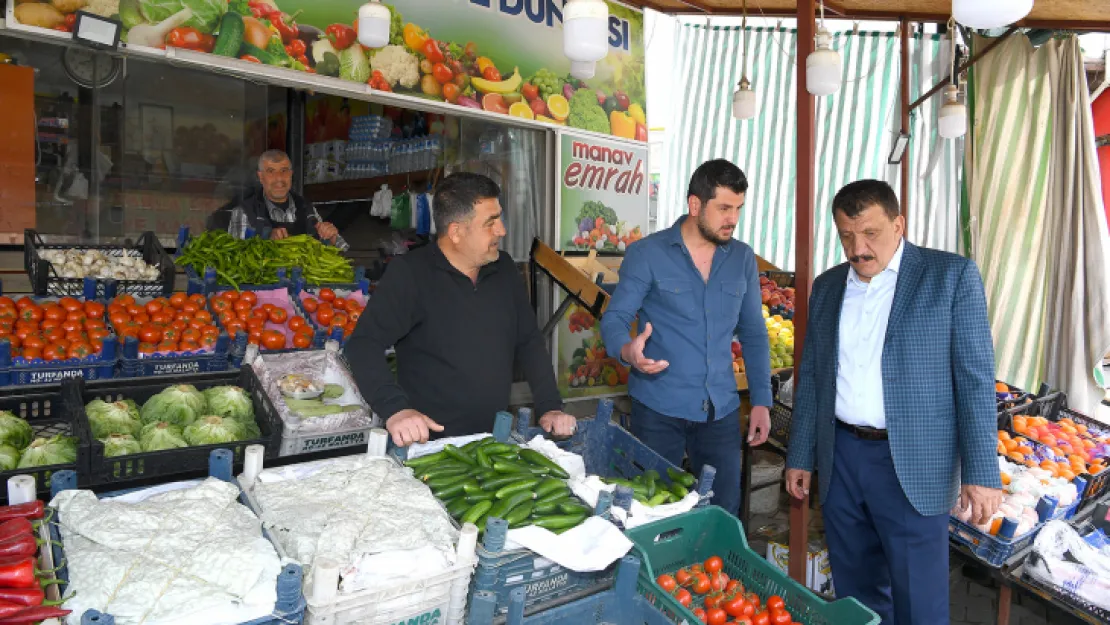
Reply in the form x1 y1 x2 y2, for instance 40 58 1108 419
24 229 175 298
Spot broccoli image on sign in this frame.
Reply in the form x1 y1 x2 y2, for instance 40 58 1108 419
566 201 643 252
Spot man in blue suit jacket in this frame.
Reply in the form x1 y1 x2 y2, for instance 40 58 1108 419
785 180 1003 624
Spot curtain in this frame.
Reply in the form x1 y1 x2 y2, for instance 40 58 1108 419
966 33 1110 413
659 22 961 273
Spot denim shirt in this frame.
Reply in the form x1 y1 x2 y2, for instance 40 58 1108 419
600 217 773 421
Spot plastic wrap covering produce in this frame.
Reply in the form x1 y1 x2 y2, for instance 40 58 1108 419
252 454 458 594
50 478 283 625
254 350 375 434
951 456 1079 535
1027 520 1110 610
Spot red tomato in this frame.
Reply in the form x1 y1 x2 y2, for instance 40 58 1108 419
692 573 711 595
706 608 728 625
348 310 361 323
64 330 87 343
234 300 253 313
656 574 676 593
482 65 501 81
14 297 34 311
44 307 67 322
704 556 723 575
674 588 692 608
84 301 105 319
181 328 201 343
20 307 43 323
158 339 178 351
726 580 742 594
318 288 336 302
140 326 163 344
675 569 692 587
179 339 200 352
200 333 218 348
43 344 66 361
288 316 307 332
225 321 246 336
188 293 207 308
152 312 174 325
710 572 728 593
268 307 288 324
61 320 82 333
247 328 263 345
239 291 257 306
723 595 748 618
222 290 240 302
770 610 792 625
293 333 313 349
145 301 164 315
752 611 770 625
126 305 144 317
316 308 334 327
333 297 347 311
68 342 91 359
704 593 724 609
20 347 41 360
169 293 188 309
766 596 784 612
302 298 318 313
58 297 82 312
432 62 454 84
188 319 207 331
331 312 349 328
262 330 286 350
246 317 266 331
110 312 130 327
692 608 707 622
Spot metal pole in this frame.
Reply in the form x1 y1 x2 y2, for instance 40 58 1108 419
900 18 911 226
790 0 816 588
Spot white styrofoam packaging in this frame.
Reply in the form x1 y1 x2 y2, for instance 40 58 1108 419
765 540 836 597
278 416 381 456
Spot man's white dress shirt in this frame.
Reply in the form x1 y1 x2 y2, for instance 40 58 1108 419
835 240 905 429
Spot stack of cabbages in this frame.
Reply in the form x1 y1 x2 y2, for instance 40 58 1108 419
0 411 78 470
86 384 262 457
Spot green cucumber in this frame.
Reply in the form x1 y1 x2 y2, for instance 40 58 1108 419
465 492 495 504
443 444 476 466
461 439 485 453
534 477 567 499
426 474 467 490
480 475 533 492
416 465 470 481
404 451 448 468
669 482 689 499
446 497 471 518
536 488 571 506
532 501 563 515
432 481 467 499
506 501 534 527
475 447 493 469
490 491 534 519
647 492 671 507
645 475 657 499
644 470 661 481
240 42 283 66
461 500 493 526
483 442 518 455
495 480 540 500
532 512 588 531
493 460 549 475
558 502 592 516
519 449 570 479
667 467 697 488
461 479 485 495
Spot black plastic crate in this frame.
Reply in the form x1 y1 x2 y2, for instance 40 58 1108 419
1054 408 1110 507
996 380 1032 411
24 229 175 297
0 382 88 500
67 366 281 486
760 270 795 288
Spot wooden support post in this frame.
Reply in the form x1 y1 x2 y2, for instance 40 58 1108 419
900 18 911 225
789 0 817 588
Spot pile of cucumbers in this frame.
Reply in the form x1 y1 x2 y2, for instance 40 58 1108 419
403 438 592 535
601 467 697 507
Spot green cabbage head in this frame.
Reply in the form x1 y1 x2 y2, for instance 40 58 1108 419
0 445 20 471
141 385 207 427
202 386 254 422
0 411 33 450
87 399 142 438
103 434 143 458
184 416 244 446
139 421 189 451
18 435 78 468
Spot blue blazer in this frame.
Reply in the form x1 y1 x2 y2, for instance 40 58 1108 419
785 242 1003 516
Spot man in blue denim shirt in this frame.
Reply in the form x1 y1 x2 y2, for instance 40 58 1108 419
600 160 772 514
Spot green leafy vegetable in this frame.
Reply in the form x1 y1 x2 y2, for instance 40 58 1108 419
103 434 144 458
139 0 227 33
139 422 190 451
567 88 609 134
141 385 208 427
339 44 371 83
0 412 33 450
87 399 142 439
202 386 254 422
385 2 403 46
184 416 245 445
576 201 619 227
0 445 19 471
18 435 78 468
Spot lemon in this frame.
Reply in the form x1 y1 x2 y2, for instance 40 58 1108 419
509 102 535 120
547 94 570 121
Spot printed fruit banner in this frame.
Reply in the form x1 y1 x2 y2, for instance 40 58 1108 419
8 0 646 141
554 130 648 400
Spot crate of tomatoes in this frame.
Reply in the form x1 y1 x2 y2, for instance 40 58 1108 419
626 506 879 625
294 285 366 345
0 287 118 387
206 286 323 366
108 292 233 378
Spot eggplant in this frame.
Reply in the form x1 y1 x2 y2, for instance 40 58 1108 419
297 24 322 45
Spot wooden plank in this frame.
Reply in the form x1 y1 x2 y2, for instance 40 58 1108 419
0 65 36 242
530 239 612 319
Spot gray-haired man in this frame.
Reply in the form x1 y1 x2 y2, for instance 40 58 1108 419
216 150 349 250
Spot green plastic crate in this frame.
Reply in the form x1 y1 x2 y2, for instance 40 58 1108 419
625 507 879 625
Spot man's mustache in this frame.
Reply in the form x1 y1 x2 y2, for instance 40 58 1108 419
849 255 875 263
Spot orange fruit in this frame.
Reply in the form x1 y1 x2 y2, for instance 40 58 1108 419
1007 451 1026 463
996 382 1009 392
1059 469 1076 481
1001 473 1012 486
997 442 1008 454
998 431 1011 441
1004 439 1019 452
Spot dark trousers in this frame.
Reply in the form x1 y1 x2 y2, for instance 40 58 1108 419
824 427 949 625
629 400 742 515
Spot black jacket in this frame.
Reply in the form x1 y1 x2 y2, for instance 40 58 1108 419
207 190 316 237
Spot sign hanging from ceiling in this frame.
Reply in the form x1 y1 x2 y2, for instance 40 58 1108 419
7 0 646 141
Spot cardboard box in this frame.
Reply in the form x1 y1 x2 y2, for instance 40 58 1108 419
765 538 835 597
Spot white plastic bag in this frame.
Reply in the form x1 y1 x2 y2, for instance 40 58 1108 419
370 184 393 218
1026 520 1110 610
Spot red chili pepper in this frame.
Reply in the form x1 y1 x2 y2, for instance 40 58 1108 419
0 605 72 623
286 38 306 57
0 559 57 589
165 27 215 52
325 24 356 50
0 602 33 619
247 0 277 17
52 25 72 32
0 537 35 561
64 13 77 27
0 586 59 607
272 9 301 44
0 520 33 545
240 55 262 63
0 503 42 524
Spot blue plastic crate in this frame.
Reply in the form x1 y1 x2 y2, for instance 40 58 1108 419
288 271 370 346
468 556 673 625
203 285 325 368
393 401 714 621
0 280 118 387
119 333 232 377
49 450 306 625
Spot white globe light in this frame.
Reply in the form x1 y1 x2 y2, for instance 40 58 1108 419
806 28 841 96
938 85 967 139
953 0 1033 29
732 79 757 120
564 0 609 80
357 1 390 49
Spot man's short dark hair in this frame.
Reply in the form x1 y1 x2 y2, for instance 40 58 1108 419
687 159 748 206
832 180 900 220
433 172 501 235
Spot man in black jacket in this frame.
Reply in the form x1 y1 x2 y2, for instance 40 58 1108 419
209 150 348 250
346 172 575 446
